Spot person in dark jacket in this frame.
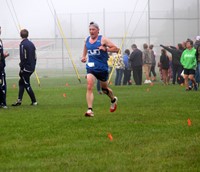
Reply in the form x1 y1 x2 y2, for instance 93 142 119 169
12 29 37 106
160 44 184 84
129 44 143 85
0 26 9 108
160 49 170 85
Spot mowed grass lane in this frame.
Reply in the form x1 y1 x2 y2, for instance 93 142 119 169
0 77 200 171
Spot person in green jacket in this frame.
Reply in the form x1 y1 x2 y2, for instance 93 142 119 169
180 39 198 91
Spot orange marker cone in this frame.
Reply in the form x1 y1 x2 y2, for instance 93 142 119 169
12 84 16 89
65 83 69 87
63 93 67 98
108 133 113 141
187 118 192 126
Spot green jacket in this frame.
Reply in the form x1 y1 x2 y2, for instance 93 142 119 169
180 48 197 70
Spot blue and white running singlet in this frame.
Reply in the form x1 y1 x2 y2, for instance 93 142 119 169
86 35 109 72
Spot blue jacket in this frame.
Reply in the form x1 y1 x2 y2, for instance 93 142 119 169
20 39 36 72
123 54 129 68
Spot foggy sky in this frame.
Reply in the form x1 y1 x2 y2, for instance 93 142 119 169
0 0 145 38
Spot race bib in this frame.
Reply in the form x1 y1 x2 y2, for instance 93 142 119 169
88 62 95 67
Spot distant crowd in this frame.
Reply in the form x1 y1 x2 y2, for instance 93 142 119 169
106 37 200 91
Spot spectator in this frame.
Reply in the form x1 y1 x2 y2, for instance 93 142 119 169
149 44 157 81
115 54 125 86
12 29 37 106
0 26 9 108
160 49 170 85
142 43 152 84
107 52 114 74
180 39 198 91
129 44 143 85
160 43 184 85
122 49 131 85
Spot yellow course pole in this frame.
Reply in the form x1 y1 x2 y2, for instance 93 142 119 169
48 0 81 83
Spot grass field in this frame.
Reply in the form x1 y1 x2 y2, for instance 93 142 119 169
0 76 200 172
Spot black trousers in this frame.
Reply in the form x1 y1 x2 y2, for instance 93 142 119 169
123 68 131 85
172 64 183 84
18 70 36 103
0 71 7 105
149 65 156 77
132 66 142 85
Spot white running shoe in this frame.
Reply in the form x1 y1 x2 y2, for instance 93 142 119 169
144 80 152 84
1 105 8 109
110 97 118 112
31 102 38 106
85 109 94 117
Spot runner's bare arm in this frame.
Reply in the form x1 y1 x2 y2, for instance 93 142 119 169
100 37 119 53
81 40 87 63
